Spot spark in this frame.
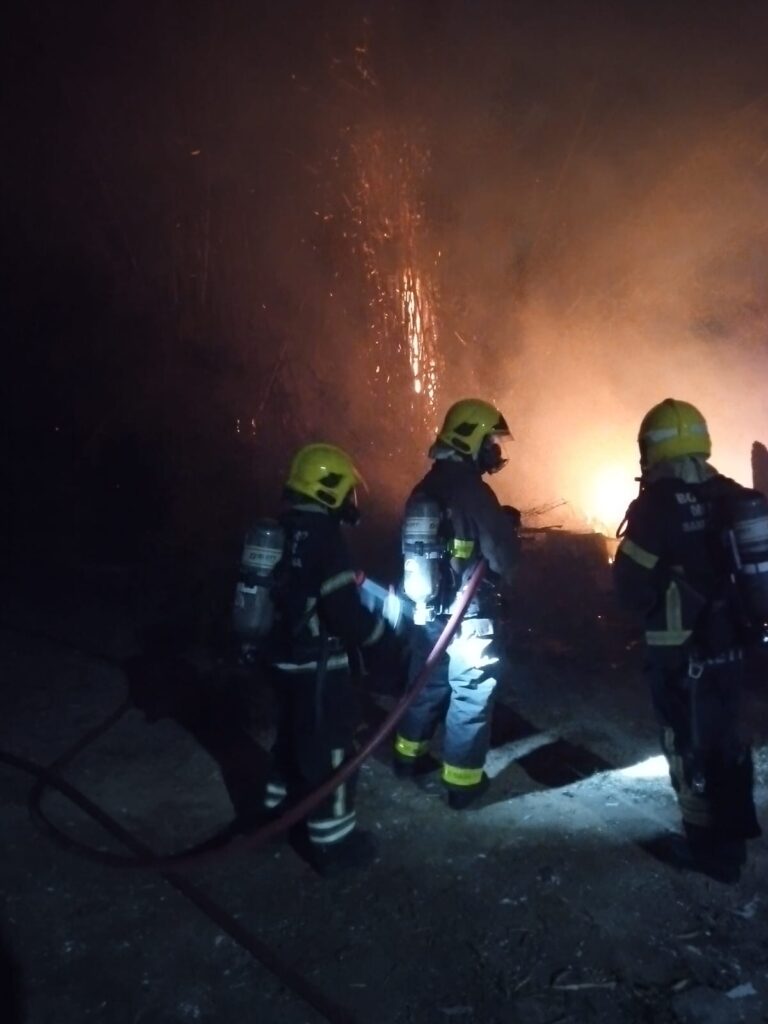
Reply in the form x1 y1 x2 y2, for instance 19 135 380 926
342 123 441 419
401 269 438 402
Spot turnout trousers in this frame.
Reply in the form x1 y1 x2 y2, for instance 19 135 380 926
395 616 499 792
264 661 361 850
646 650 761 853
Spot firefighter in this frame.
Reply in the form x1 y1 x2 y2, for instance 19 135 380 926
393 398 521 809
265 443 406 876
614 398 762 883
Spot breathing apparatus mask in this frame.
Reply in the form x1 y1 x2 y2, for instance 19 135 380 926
478 433 509 475
338 488 361 526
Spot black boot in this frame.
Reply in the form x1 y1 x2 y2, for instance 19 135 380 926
393 753 441 779
685 821 747 873
446 774 490 811
641 830 741 884
307 830 377 878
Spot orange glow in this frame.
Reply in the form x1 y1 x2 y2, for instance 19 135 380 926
582 462 637 537
346 128 441 419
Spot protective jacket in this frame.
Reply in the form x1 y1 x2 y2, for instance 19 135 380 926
614 461 744 657
613 457 762 862
395 455 520 795
407 457 520 614
264 502 404 859
270 505 387 673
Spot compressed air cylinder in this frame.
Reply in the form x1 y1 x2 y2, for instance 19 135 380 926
402 497 443 624
727 489 768 623
232 519 285 640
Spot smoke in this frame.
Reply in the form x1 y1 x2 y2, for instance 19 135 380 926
6 0 768 555
499 91 768 529
393 1 768 530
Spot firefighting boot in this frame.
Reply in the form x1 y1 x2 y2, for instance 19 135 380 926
308 830 377 878
446 773 490 811
640 831 741 884
392 752 441 779
684 823 746 877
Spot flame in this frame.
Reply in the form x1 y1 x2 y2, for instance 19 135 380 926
582 462 637 537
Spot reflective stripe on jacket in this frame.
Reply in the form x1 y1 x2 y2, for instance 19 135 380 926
613 466 743 651
270 506 388 668
406 459 520 592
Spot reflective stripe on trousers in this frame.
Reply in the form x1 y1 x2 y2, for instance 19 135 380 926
264 780 287 810
307 747 356 846
662 727 713 828
307 810 357 845
264 750 357 844
442 763 484 787
396 618 499 780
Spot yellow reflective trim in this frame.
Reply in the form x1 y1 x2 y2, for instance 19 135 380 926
645 629 692 646
362 618 385 647
320 570 357 596
667 580 682 632
619 538 659 570
331 748 346 818
645 580 693 645
273 654 350 672
442 763 484 787
450 538 475 559
394 735 430 759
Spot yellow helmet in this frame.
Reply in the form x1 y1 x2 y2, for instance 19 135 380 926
285 443 362 510
437 398 510 458
638 399 711 469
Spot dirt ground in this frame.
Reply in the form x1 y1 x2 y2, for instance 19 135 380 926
2 533 768 1024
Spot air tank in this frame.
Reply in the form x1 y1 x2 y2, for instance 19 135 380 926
725 489 768 625
232 519 285 641
402 496 443 624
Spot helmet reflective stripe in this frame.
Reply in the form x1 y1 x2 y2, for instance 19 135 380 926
642 424 708 443
642 427 677 442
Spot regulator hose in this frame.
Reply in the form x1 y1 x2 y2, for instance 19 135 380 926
1 560 486 871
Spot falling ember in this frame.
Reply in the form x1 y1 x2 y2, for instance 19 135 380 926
401 270 438 403
340 121 442 421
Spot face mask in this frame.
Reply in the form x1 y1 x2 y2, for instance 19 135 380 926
478 436 508 475
339 491 361 526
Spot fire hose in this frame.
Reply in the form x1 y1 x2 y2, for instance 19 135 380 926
0 559 486 872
